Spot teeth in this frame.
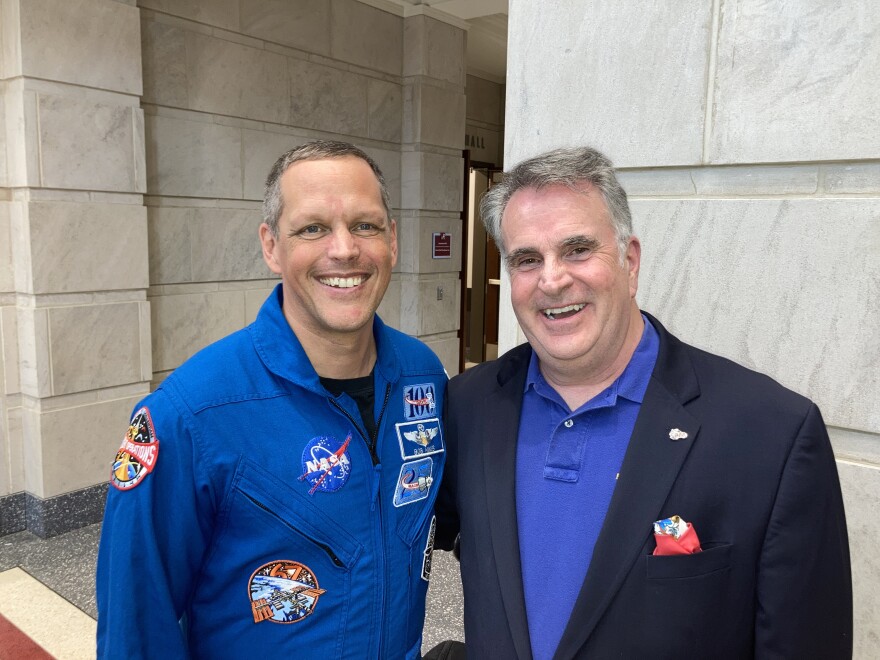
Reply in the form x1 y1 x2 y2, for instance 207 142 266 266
320 276 363 288
543 303 585 319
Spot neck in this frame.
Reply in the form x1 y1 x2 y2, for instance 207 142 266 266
284 315 378 379
540 306 644 411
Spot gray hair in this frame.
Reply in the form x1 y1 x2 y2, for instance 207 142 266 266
480 146 632 262
262 140 392 237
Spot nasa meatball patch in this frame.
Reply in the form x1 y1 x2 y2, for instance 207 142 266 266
249 560 326 624
111 407 159 491
299 433 352 495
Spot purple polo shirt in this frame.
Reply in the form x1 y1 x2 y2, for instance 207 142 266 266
516 316 659 660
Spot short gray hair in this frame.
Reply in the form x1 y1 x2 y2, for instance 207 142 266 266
480 146 632 262
262 140 392 237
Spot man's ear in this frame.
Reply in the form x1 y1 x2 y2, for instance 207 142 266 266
259 223 282 275
626 236 641 298
389 218 398 268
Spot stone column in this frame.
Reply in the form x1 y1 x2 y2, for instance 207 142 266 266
400 13 467 374
503 0 880 654
0 0 149 537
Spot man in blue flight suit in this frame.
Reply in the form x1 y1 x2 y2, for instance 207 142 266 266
97 140 447 658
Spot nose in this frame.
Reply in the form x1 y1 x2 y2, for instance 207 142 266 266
326 226 359 261
538 256 572 295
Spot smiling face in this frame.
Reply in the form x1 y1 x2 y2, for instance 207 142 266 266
259 156 397 345
502 182 642 384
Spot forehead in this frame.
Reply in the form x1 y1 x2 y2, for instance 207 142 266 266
279 156 385 211
502 183 613 246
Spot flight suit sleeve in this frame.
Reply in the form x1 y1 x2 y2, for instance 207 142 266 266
753 403 853 658
96 388 216 659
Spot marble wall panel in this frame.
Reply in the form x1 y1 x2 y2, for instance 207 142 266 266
710 0 880 163
0 0 22 79
0 90 7 187
19 0 141 94
617 169 697 197
38 95 143 192
823 164 880 194
145 114 242 198
397 214 461 274
422 335 459 376
505 0 711 168
409 84 465 149
289 58 368 137
368 79 402 144
147 207 191 284
0 406 24 496
34 394 142 498
49 302 146 395
0 203 12 292
188 208 267 282
16 306 50 398
376 277 401 329
242 128 311 201
403 16 465 86
401 151 462 212
330 0 402 75
3 84 41 188
141 18 187 107
1 306 20 395
150 289 245 372
138 0 239 31
632 198 880 434
466 75 504 126
149 206 267 284
837 461 880 658
360 145 401 211
27 201 148 294
399 275 459 336
691 165 818 196
185 32 289 124
240 0 330 55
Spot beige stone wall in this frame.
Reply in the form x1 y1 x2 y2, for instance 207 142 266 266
0 0 467 526
504 0 880 654
140 1 465 384
1 0 149 504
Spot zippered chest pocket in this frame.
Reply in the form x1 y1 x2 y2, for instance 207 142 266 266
187 459 364 658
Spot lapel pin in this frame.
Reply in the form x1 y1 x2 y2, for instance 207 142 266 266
669 428 688 441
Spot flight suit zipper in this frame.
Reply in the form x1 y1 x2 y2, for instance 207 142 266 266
328 382 392 658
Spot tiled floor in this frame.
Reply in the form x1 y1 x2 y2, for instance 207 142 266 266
0 524 464 658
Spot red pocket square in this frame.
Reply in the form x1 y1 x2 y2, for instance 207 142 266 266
652 516 702 556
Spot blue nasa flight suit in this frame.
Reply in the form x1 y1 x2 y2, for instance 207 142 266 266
96 285 446 659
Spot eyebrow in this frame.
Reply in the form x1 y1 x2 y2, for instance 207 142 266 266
561 235 601 251
504 235 601 267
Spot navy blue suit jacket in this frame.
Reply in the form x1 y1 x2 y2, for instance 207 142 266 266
435 313 851 659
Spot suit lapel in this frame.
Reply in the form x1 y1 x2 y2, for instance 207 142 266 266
554 316 701 659
482 345 533 660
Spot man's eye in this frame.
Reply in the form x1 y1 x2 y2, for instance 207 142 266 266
353 222 380 235
512 257 539 269
298 225 325 238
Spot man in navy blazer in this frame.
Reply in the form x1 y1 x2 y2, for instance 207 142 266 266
434 146 851 658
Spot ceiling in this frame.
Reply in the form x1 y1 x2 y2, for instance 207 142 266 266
385 0 509 82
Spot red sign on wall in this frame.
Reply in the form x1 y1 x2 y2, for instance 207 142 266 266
432 232 451 259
